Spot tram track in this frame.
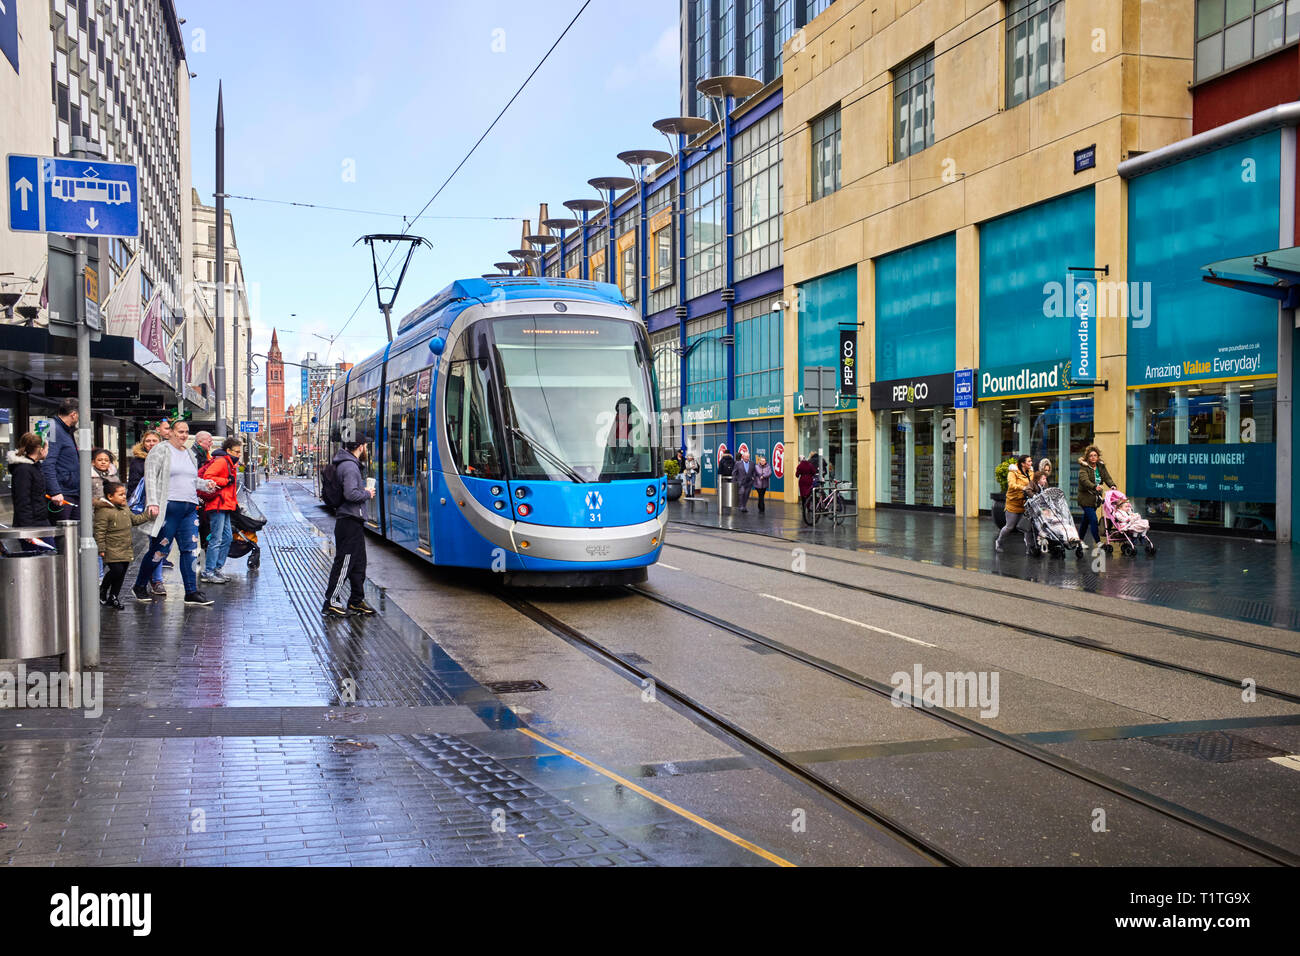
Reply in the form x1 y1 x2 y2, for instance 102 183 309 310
499 592 959 867
661 534 1300 706
667 521 1300 657
503 586 1299 867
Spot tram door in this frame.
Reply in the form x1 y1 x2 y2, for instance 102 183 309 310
415 367 432 553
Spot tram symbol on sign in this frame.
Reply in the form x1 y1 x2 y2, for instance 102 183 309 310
585 491 603 510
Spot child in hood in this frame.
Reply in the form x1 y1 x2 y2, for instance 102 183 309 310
93 480 152 609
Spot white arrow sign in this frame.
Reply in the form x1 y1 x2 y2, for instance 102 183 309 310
14 176 32 211
85 207 99 229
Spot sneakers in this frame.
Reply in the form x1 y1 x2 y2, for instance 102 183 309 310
322 601 348 618
346 600 377 616
183 591 214 606
106 596 124 611
199 571 228 584
132 584 153 603
161 560 175 569
150 580 167 596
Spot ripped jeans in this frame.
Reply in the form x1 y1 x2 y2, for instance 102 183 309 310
134 500 201 594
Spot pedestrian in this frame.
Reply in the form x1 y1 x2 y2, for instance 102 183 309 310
199 437 242 584
191 431 213 470
90 447 119 503
323 440 377 617
734 449 754 512
7 432 54 550
126 431 160 498
994 454 1036 553
130 419 217 607
1030 469 1049 496
796 454 816 509
93 480 151 610
717 445 734 479
673 449 685 476
753 454 772 514
683 454 699 497
39 398 81 521
1037 457 1053 487
127 430 165 593
1076 444 1115 546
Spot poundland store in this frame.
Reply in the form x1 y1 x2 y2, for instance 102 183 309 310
1120 114 1296 539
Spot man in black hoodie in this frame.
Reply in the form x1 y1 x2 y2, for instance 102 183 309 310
323 440 376 617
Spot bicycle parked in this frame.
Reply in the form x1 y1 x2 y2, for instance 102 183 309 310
802 476 852 527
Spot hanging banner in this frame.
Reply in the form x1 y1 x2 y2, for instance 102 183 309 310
1070 274 1097 382
839 328 857 393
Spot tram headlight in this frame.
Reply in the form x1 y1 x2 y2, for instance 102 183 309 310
645 485 656 497
493 500 505 510
515 487 528 499
491 486 502 496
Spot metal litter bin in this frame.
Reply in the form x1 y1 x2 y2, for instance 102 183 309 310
0 523 79 668
719 476 737 510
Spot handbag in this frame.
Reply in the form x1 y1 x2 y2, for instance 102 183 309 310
128 480 147 515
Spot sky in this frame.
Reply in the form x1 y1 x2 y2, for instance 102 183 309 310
184 0 680 407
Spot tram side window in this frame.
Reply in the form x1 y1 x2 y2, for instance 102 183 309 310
388 374 417 487
444 361 503 480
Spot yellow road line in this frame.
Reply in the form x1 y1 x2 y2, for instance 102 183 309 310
517 727 795 867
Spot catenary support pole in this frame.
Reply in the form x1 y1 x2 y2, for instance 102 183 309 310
70 135 100 668
246 319 255 490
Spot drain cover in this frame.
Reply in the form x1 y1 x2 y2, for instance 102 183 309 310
1143 731 1287 763
485 679 548 694
275 545 299 553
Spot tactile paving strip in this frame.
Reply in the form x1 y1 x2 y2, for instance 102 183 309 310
394 733 655 866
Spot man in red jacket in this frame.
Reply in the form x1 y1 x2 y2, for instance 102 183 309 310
199 437 242 584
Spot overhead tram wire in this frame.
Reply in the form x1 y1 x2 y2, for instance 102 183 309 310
222 193 525 221
330 0 595 343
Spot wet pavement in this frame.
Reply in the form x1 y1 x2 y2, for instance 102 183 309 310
667 497 1300 631
0 483 748 867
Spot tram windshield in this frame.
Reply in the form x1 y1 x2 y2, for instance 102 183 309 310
489 316 659 482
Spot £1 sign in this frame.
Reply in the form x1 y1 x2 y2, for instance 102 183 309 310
772 442 785 479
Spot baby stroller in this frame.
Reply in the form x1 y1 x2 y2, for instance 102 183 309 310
1023 486 1085 558
227 483 267 570
1102 488 1156 557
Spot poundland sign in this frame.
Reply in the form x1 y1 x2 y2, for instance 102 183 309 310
978 359 1084 400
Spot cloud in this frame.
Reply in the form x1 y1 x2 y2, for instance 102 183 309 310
606 25 676 92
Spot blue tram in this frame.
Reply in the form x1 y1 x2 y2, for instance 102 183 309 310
314 277 667 585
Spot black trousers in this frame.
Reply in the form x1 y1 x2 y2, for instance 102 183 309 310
756 488 767 512
100 561 128 600
326 516 367 605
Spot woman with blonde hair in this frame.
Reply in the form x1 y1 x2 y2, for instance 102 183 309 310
127 429 164 594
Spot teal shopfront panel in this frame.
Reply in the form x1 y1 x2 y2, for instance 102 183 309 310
798 266 856 392
876 233 957 380
1127 131 1280 387
979 188 1095 369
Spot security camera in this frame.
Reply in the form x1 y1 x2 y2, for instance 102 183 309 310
772 300 790 311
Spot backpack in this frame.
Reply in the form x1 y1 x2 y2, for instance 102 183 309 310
321 462 343 509
197 456 229 504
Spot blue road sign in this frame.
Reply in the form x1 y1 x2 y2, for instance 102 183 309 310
239 421 260 434
954 368 975 409
7 153 140 239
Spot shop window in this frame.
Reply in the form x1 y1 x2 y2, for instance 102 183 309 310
1128 383 1276 534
